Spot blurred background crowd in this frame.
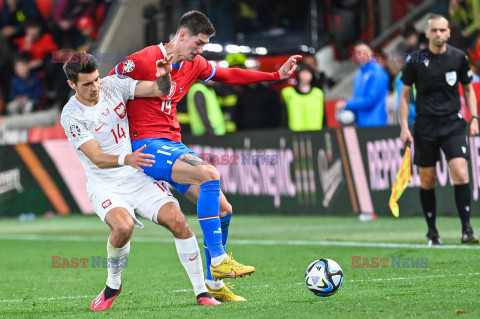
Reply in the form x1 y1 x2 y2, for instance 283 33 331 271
1 0 480 137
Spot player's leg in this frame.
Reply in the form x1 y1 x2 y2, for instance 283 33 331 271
441 121 479 244
133 177 219 305
172 154 254 279
156 202 221 305
92 207 134 311
414 128 442 246
184 186 246 301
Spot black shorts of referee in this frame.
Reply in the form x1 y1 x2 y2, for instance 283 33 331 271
413 112 469 167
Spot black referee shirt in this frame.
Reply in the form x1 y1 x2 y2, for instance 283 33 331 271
401 45 473 116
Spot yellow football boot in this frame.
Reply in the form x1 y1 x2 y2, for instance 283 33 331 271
207 282 247 302
210 253 255 279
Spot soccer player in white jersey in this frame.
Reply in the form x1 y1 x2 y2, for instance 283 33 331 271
60 52 220 310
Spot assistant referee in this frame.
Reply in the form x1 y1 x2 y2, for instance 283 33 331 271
400 14 479 245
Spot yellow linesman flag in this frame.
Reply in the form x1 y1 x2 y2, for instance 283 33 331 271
389 145 411 217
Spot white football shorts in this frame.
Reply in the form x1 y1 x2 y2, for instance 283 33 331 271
90 171 178 228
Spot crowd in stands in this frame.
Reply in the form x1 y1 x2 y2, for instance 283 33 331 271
0 0 112 115
3 0 480 137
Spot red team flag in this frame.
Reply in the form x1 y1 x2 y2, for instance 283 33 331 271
389 143 411 217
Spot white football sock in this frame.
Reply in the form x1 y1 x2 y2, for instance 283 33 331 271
210 254 228 267
205 279 224 290
106 239 130 290
174 235 208 296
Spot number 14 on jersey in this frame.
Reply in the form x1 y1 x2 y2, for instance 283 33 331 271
111 123 126 144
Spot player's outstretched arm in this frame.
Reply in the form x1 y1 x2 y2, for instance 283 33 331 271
277 55 302 80
212 55 301 85
134 55 173 97
79 140 155 171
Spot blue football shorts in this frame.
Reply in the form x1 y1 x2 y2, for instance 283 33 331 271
131 138 197 194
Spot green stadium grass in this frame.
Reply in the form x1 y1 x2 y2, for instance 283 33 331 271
0 215 479 318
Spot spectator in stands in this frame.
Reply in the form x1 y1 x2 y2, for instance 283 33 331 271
449 0 480 50
6 55 42 115
76 16 98 52
53 0 105 48
336 41 388 127
281 62 324 131
390 52 416 124
0 0 43 42
14 19 58 70
0 34 14 107
234 61 282 130
402 24 421 54
187 81 226 136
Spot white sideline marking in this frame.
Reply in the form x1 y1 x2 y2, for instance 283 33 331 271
2 272 478 304
0 234 479 250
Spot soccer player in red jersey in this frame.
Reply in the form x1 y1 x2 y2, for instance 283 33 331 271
110 10 300 301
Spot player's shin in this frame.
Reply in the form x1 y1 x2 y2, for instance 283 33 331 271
106 239 130 290
174 235 208 296
198 180 226 265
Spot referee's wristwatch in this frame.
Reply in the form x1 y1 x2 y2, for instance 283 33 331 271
472 115 480 122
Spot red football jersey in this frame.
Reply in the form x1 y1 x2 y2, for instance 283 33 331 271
109 43 216 142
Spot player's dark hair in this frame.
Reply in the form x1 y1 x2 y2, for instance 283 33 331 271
63 52 99 84
177 10 215 37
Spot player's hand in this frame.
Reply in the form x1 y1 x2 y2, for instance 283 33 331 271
470 117 479 136
400 126 413 145
155 54 173 77
278 55 302 80
124 145 155 172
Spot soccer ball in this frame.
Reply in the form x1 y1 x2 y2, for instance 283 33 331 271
336 109 355 126
305 258 344 297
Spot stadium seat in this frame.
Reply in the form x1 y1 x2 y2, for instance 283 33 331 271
28 120 67 143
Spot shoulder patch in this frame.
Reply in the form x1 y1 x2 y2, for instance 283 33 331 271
69 125 82 138
123 60 135 73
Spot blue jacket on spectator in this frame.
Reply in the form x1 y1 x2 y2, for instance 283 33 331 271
8 72 42 101
346 62 388 127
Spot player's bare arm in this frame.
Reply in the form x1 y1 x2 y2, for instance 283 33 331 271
134 55 173 97
79 140 155 172
399 85 413 144
463 83 479 136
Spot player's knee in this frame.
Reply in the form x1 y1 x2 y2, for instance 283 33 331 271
199 164 220 182
171 213 193 238
112 221 133 241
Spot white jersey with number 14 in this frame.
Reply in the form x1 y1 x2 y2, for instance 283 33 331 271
61 75 138 195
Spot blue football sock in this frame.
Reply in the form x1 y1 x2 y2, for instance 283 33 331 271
198 180 224 259
203 242 214 281
204 213 232 281
220 213 232 247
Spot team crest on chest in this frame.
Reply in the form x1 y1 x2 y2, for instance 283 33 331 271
445 71 457 86
114 102 127 119
166 81 177 100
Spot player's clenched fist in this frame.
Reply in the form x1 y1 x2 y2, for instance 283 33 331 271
125 144 155 172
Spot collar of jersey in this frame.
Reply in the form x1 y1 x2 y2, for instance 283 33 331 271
158 42 183 69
